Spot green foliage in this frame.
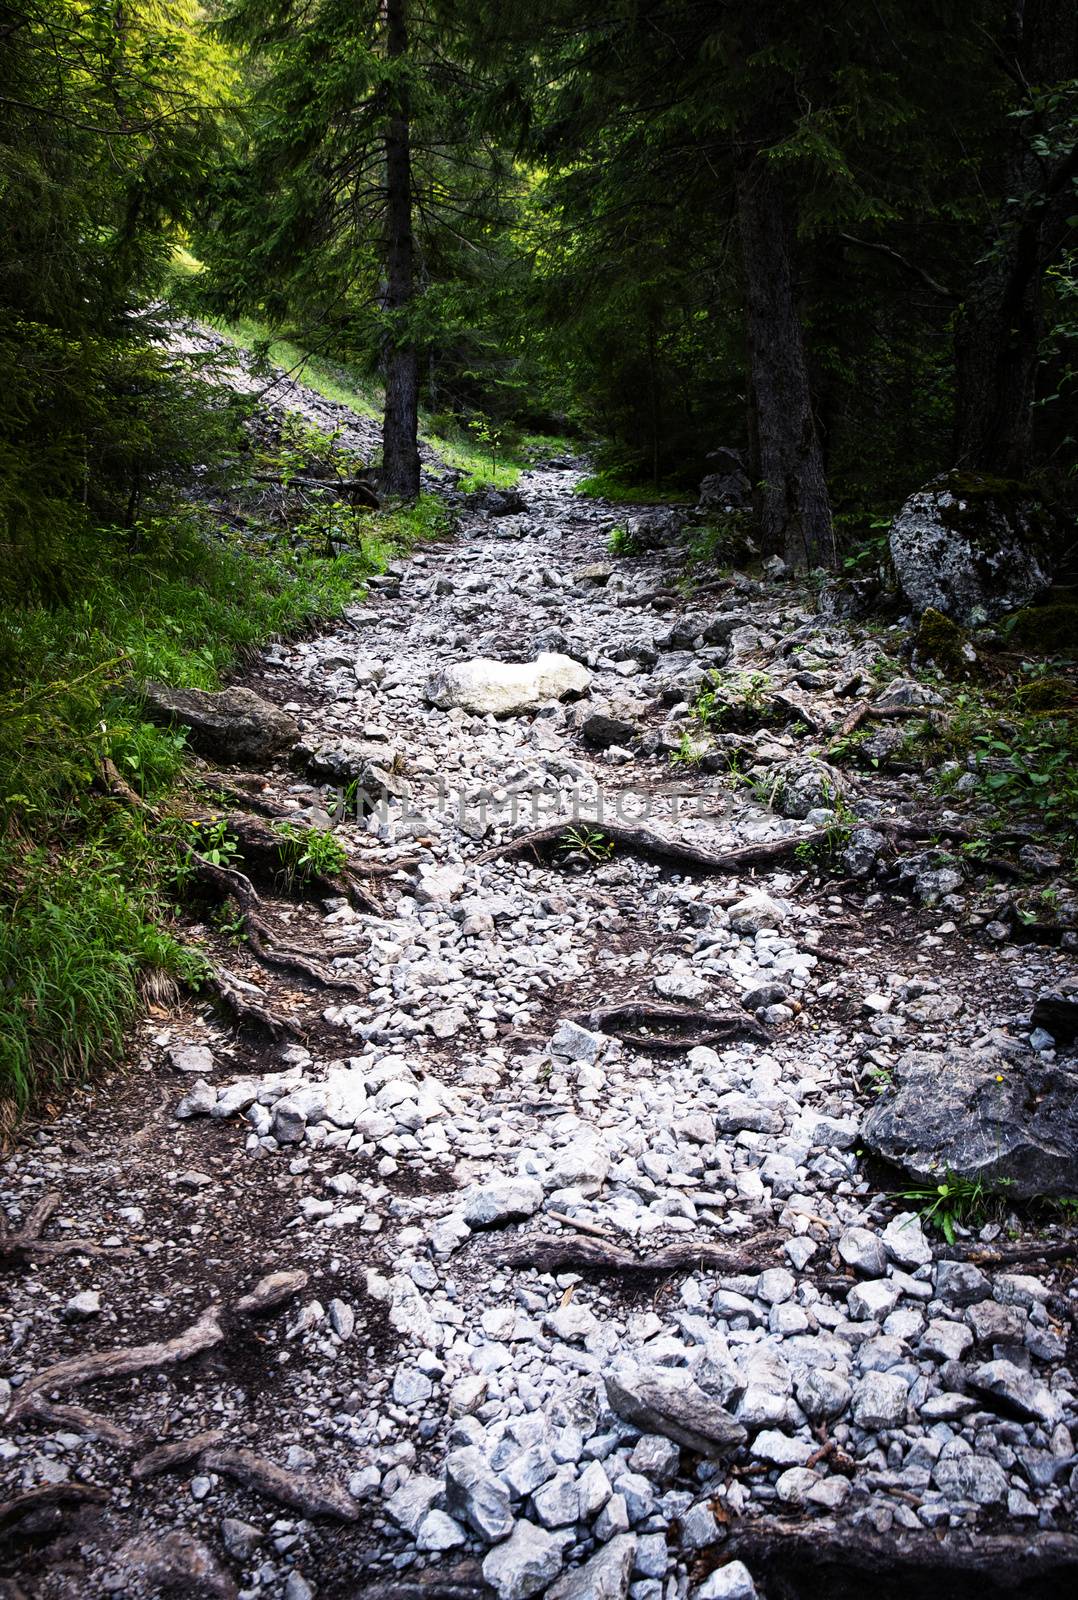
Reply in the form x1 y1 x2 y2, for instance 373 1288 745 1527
694 671 776 733
557 826 615 863
272 821 348 880
892 1173 1012 1245
577 473 692 505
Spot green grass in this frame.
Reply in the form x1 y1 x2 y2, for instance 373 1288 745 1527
0 484 445 1131
575 471 693 504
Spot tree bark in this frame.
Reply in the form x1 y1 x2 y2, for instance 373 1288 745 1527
735 147 835 569
954 0 1078 476
382 0 421 500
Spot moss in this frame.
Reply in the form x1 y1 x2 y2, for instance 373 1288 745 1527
913 606 973 677
1015 676 1076 712
1006 604 1078 656
929 472 1045 559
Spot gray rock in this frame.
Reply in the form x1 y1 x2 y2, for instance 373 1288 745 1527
837 1227 887 1277
932 1454 1009 1506
142 682 299 762
850 1371 909 1429
968 1360 1060 1426
861 1045 1078 1197
628 1434 681 1481
462 1178 544 1229
580 709 639 748
604 1364 747 1455
547 1536 637 1600
220 1518 263 1560
169 1044 214 1075
64 1290 101 1319
385 1474 443 1536
482 1520 565 1600
881 1212 932 1269
550 1020 605 1064
795 1367 851 1422
416 1510 468 1551
425 654 591 716
695 1560 758 1600
889 474 1051 624
175 1079 217 1119
445 1447 514 1542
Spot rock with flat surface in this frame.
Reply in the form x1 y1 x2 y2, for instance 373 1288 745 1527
604 1364 746 1455
462 1178 543 1229
425 653 591 716
142 683 298 762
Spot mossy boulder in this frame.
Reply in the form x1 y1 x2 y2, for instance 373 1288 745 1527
912 607 976 677
889 472 1051 625
1005 603 1078 656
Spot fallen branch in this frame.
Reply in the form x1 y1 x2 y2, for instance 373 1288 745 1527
496 1233 781 1277
199 1446 359 1521
233 1268 309 1315
570 1001 769 1052
936 1238 1077 1267
251 473 379 508
6 1305 224 1424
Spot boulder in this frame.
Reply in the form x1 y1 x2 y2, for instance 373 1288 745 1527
479 487 527 516
861 1044 1078 1197
425 654 591 717
142 684 298 763
772 757 845 820
623 508 685 552
294 739 409 802
889 473 1051 624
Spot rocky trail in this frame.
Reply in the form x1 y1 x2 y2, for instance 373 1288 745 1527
2 356 1077 1600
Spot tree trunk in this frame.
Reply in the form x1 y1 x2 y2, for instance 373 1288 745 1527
953 0 1078 477
382 0 420 500
735 151 835 570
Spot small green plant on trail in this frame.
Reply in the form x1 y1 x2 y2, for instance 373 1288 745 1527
607 524 638 556
694 671 775 733
273 821 348 881
893 1172 1012 1245
187 818 240 869
557 826 615 864
671 731 706 766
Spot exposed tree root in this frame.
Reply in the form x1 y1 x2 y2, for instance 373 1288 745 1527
190 812 384 915
479 818 833 875
188 851 366 990
496 1232 782 1277
0 1482 108 1538
233 1268 309 1315
196 962 302 1040
5 1305 224 1424
198 1446 359 1521
937 1238 1077 1267
570 1001 769 1051
133 1431 227 1482
14 1395 136 1447
714 1521 1078 1595
0 1194 128 1273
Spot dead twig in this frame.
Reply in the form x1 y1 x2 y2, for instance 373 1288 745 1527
496 1232 782 1277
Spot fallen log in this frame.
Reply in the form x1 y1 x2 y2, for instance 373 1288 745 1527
478 818 834 875
251 473 379 508
5 1304 224 1424
0 1482 108 1538
570 1001 769 1052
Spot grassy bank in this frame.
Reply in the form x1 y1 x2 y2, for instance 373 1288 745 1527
0 482 445 1134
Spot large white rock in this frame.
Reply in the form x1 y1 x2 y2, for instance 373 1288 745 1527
424 653 591 716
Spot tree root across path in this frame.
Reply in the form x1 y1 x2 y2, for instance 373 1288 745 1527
496 1231 783 1276
0 1193 131 1273
191 810 385 915
197 963 302 1040
570 1001 769 1051
189 851 367 992
712 1521 1078 1597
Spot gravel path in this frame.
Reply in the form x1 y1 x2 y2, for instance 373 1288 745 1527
2 369 1076 1600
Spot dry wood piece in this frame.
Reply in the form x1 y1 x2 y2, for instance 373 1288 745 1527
570 1001 768 1052
233 1268 310 1316
14 1395 135 1447
497 1233 781 1277
199 1446 359 1521
0 1481 108 1537
0 1193 126 1272
6 1304 224 1424
132 1430 226 1481
937 1238 1077 1267
479 818 837 875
